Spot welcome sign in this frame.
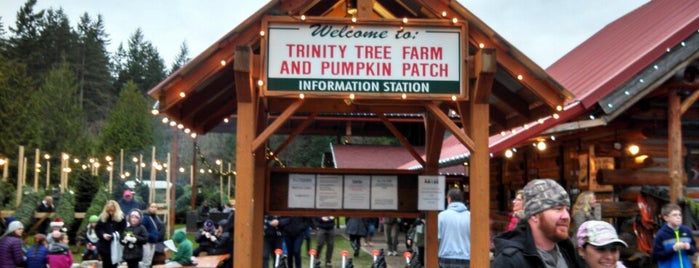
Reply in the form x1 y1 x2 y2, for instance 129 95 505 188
261 18 466 99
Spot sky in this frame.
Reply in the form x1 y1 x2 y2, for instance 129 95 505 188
0 0 649 69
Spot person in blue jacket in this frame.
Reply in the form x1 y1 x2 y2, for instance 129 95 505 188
652 203 697 268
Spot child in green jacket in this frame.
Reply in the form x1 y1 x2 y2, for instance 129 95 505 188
167 230 193 265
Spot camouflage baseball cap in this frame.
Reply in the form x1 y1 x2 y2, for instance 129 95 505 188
523 179 570 218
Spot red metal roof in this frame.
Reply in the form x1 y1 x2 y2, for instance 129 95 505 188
548 0 699 109
398 0 699 169
331 144 424 169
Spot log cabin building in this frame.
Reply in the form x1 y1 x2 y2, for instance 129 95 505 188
148 0 698 266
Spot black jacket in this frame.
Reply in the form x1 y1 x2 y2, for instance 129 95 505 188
120 224 148 262
491 221 583 268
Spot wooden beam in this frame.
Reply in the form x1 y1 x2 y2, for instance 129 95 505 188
252 99 304 152
425 102 476 151
234 46 253 103
377 113 426 167
268 111 319 163
680 86 699 115
597 169 685 186
473 48 496 104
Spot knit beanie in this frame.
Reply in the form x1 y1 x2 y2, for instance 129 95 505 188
2 221 23 238
522 179 570 218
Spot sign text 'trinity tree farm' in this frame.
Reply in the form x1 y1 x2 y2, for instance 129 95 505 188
261 18 466 100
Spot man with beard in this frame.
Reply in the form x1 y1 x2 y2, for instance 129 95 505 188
491 179 583 268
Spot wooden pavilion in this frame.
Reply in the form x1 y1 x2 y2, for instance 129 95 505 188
148 0 570 267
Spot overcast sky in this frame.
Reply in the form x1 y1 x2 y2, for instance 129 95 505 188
0 0 648 69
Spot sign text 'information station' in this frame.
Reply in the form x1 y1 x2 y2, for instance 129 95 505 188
264 21 464 98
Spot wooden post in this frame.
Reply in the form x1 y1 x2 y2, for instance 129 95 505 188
166 152 172 239
150 146 156 203
16 145 24 206
34 148 39 191
191 139 197 210
469 99 490 267
45 158 50 190
669 91 682 203
227 163 232 199
120 149 124 178
2 158 8 181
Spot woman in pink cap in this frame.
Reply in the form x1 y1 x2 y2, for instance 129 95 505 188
576 220 627 268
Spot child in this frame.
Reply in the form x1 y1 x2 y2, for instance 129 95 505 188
47 230 73 268
26 234 49 268
82 215 100 260
652 203 697 267
46 217 67 243
167 230 194 266
121 209 148 268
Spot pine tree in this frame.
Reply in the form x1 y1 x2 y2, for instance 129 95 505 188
170 41 190 74
13 186 39 227
33 61 87 155
113 28 166 94
97 81 154 157
75 13 116 129
36 8 78 74
7 0 45 79
55 190 76 229
77 187 108 235
0 55 41 160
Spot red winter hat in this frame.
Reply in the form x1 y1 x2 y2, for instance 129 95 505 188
50 217 64 228
123 189 133 197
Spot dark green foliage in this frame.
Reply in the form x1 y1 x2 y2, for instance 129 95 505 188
133 180 150 206
0 56 41 160
75 13 115 131
34 61 88 155
174 185 193 222
77 187 108 235
0 180 15 210
7 0 45 75
97 81 154 157
72 170 100 212
13 186 39 227
170 41 190 74
55 190 76 228
113 28 166 94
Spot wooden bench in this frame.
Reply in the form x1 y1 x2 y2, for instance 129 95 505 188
153 254 230 268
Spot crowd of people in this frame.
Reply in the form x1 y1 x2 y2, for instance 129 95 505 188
2 181 698 268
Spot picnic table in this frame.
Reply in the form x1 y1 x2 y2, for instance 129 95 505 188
152 254 230 268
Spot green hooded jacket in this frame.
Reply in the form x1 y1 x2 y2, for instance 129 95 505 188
170 230 193 265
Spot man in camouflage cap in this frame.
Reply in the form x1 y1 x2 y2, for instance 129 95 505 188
491 179 583 268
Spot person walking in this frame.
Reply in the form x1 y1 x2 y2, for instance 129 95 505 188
345 217 368 257
95 200 127 268
263 215 283 268
314 216 336 267
279 216 309 268
491 178 583 268
118 189 143 215
383 217 400 256
438 188 471 267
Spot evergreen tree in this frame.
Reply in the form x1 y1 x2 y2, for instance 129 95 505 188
33 61 88 155
36 8 78 74
75 13 115 133
73 170 100 212
0 55 41 160
54 190 76 229
13 186 39 227
97 81 154 157
113 28 166 94
7 0 45 78
77 187 108 235
170 41 190 74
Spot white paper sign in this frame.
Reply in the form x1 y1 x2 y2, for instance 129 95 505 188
371 175 398 210
288 173 316 208
343 175 371 209
418 175 445 210
316 174 343 209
